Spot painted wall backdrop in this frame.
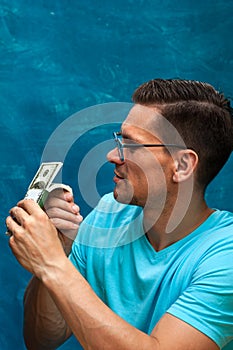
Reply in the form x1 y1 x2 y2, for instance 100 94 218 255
0 1 232 349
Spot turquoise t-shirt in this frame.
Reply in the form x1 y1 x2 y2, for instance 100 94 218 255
69 193 233 349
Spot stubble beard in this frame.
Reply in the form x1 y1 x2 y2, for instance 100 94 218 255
113 179 138 206
113 180 144 207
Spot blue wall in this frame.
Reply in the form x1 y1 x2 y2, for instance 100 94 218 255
0 1 232 349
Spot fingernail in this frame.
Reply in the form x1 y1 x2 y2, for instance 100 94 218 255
72 205 79 214
64 192 72 201
5 229 12 236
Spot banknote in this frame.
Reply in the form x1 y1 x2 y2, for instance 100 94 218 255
24 162 63 206
6 162 73 236
28 162 63 190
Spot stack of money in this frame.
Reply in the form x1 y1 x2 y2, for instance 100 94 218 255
6 162 72 236
24 162 72 207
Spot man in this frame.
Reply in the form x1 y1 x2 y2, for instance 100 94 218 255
6 79 233 349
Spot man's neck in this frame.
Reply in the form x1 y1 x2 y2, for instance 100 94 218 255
143 196 214 252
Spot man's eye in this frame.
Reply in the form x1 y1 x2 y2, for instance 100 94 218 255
122 138 131 144
121 132 141 145
122 137 138 145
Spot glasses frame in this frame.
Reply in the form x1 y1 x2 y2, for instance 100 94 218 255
113 132 186 162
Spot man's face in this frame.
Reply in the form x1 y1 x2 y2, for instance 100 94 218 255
107 104 177 208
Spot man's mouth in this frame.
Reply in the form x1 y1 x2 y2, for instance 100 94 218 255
113 171 125 182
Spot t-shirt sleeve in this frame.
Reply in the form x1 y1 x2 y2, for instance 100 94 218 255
167 241 233 349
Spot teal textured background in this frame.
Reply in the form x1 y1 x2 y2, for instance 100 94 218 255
0 1 232 349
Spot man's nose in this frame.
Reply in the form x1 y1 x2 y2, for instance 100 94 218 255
107 148 125 164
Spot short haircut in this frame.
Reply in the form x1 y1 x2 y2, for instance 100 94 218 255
132 78 233 190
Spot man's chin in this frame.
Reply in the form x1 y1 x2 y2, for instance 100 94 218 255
113 188 136 205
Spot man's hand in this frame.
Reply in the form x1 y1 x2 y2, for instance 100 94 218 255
44 189 83 255
6 189 83 276
6 199 68 278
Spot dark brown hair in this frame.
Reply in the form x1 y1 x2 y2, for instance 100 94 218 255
132 78 233 189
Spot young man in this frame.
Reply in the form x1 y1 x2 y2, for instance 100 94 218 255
6 79 233 349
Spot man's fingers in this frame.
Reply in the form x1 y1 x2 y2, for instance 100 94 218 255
45 196 80 215
45 188 73 203
63 191 73 202
50 217 81 231
46 207 83 224
9 206 30 226
17 199 41 215
6 215 24 237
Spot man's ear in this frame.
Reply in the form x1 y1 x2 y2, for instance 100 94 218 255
172 150 198 183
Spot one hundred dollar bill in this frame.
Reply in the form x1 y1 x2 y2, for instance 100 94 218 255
25 162 63 206
6 162 73 236
28 162 63 191
25 162 73 206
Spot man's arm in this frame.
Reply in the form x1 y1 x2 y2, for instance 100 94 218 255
7 200 219 350
37 254 219 350
23 190 82 349
23 276 72 350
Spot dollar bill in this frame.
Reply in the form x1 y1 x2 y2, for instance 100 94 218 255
28 162 63 190
6 162 72 236
24 162 63 205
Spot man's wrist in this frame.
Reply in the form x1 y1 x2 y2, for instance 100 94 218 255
57 230 74 256
41 256 71 287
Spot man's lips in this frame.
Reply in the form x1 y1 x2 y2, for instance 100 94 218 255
113 171 125 182
114 171 124 179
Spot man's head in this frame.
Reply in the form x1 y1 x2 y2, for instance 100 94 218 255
132 78 233 191
108 78 233 210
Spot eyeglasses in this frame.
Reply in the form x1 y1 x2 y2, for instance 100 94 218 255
113 132 186 162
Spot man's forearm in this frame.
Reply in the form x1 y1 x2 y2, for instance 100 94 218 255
24 276 71 349
41 258 158 350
